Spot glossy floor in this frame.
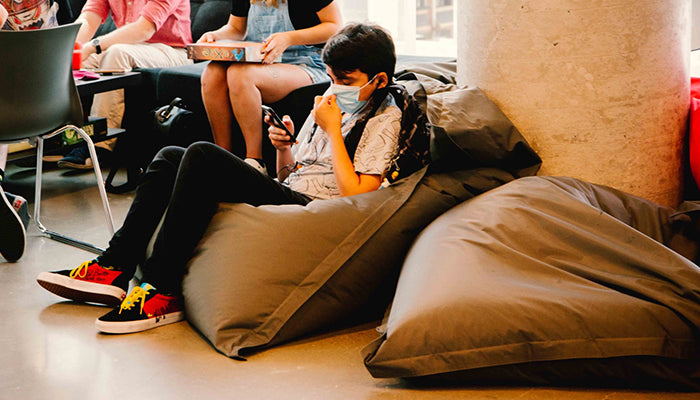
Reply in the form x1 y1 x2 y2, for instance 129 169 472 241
0 163 696 399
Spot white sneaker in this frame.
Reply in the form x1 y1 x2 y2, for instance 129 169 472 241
244 158 268 176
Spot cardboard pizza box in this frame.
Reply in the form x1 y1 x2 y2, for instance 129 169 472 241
186 41 279 62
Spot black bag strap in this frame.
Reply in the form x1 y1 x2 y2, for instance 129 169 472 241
343 85 406 160
155 97 186 123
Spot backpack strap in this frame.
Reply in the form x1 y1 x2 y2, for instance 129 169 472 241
343 83 431 183
383 81 431 184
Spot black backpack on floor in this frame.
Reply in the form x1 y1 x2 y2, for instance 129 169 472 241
105 97 208 194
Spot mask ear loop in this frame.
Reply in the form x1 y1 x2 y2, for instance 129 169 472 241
362 75 377 90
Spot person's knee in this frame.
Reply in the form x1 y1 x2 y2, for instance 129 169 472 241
180 141 223 172
201 63 227 96
226 64 257 92
188 141 217 151
185 141 219 160
151 145 186 170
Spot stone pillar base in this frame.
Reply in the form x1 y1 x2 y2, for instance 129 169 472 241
458 0 690 207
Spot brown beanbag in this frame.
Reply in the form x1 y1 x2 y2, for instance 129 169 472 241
362 176 700 389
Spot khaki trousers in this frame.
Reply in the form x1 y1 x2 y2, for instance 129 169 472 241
82 42 192 151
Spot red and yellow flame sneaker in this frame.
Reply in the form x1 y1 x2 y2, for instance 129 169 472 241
95 283 184 334
36 259 129 306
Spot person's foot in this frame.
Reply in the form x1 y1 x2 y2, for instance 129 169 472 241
36 259 129 306
57 145 112 169
95 283 184 334
244 158 268 175
4 192 30 230
0 186 25 262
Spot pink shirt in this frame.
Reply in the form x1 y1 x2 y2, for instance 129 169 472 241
82 0 192 48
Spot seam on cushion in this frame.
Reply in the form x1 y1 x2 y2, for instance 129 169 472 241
364 336 698 378
231 167 430 356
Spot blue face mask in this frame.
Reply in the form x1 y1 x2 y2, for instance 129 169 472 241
325 76 376 115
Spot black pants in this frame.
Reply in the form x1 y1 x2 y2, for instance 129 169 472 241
101 141 312 294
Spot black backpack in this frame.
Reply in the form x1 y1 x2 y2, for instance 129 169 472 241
344 82 431 184
105 97 208 194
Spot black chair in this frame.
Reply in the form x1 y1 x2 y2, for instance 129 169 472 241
0 23 115 254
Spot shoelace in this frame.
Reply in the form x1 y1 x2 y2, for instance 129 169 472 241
68 260 96 279
119 284 152 315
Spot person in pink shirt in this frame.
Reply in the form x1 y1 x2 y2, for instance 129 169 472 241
57 0 193 170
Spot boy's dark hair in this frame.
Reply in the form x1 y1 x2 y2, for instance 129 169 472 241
322 23 396 82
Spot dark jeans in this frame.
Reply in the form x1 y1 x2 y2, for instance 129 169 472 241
101 141 312 294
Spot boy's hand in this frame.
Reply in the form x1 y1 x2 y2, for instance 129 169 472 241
197 31 217 43
267 115 296 150
261 32 292 64
312 94 342 137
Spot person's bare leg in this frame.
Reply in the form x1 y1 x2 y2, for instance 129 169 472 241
201 62 235 151
0 145 8 170
226 63 313 160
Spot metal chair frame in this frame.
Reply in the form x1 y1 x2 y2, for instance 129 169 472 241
0 24 114 254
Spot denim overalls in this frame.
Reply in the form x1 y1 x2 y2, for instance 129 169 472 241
244 1 330 83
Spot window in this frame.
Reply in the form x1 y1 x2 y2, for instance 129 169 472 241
338 0 457 58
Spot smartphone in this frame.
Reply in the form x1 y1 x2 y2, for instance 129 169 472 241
262 105 296 142
89 68 127 75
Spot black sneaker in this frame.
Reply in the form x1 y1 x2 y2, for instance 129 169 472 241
95 283 184 334
57 145 113 170
0 185 25 262
57 146 91 169
36 259 129 306
5 192 30 230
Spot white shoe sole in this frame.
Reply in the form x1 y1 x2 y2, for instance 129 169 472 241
36 271 126 306
95 311 185 334
56 158 93 170
0 186 26 262
42 155 64 162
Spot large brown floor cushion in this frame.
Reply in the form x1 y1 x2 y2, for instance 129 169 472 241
362 176 700 390
180 85 541 359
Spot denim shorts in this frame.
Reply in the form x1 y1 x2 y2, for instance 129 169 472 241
282 47 330 84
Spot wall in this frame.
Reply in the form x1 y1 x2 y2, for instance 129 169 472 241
694 0 700 49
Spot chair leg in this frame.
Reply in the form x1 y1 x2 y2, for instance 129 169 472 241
33 126 115 254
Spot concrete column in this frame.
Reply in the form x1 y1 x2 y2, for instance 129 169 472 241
458 0 690 206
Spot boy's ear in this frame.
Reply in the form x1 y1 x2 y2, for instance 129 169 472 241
375 72 390 89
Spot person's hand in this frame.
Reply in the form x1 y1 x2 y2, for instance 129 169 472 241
261 32 292 64
312 94 342 137
81 41 97 61
267 115 296 150
197 31 217 43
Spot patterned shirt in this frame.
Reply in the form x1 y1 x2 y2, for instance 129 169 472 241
286 95 402 200
1 0 58 30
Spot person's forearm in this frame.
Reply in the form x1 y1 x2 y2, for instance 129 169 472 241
214 21 245 41
275 147 295 182
328 132 366 196
81 16 156 60
285 22 340 46
98 16 156 49
75 11 102 44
